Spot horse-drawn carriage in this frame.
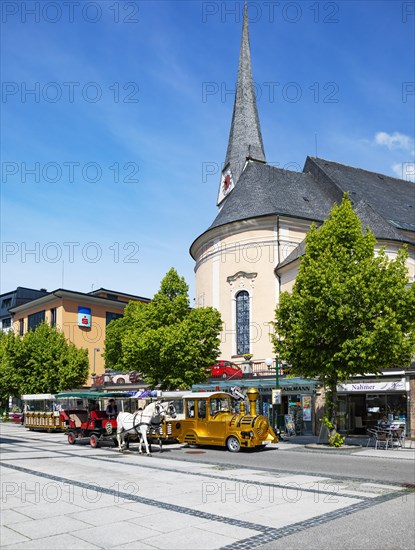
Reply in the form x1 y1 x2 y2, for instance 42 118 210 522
55 391 133 447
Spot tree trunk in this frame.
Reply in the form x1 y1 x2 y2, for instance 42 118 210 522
327 376 338 431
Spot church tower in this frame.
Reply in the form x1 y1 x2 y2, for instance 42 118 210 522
217 4 266 206
191 1 414 370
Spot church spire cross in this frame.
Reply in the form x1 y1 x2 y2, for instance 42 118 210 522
217 3 266 206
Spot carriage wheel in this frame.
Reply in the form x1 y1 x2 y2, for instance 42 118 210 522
226 436 241 453
90 434 100 448
67 432 76 445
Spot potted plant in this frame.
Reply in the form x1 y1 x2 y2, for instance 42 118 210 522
242 354 253 374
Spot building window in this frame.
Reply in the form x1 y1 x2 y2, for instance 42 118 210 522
2 318 11 330
236 290 250 355
50 308 56 328
106 294 118 301
27 311 45 331
106 312 123 326
19 319 24 336
2 298 12 309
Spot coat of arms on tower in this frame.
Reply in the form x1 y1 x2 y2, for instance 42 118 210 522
221 170 234 196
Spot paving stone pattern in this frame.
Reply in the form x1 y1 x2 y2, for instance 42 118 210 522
0 425 412 549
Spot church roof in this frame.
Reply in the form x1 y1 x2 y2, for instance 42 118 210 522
306 157 415 234
211 160 333 230
222 4 265 187
206 157 414 248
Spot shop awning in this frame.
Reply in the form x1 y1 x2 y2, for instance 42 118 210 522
192 377 320 393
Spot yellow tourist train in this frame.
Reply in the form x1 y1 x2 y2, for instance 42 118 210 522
164 388 278 452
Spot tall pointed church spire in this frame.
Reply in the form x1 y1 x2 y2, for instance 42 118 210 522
217 3 266 206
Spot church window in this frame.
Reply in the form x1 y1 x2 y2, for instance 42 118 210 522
236 291 250 355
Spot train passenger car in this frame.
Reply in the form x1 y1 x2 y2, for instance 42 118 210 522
169 388 278 452
22 394 65 431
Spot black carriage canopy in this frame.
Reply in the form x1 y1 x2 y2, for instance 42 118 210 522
54 391 134 400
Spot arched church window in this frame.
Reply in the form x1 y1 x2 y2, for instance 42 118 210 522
236 290 250 355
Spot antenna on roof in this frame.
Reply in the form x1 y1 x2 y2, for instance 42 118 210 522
61 261 64 288
315 133 318 158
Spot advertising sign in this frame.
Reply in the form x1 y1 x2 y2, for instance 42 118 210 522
302 395 311 421
272 389 282 405
78 306 91 327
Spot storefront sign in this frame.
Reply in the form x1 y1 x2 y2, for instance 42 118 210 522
78 306 91 327
338 379 405 392
282 385 313 393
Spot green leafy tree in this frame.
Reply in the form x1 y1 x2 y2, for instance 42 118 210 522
104 268 223 389
273 195 415 426
0 324 89 398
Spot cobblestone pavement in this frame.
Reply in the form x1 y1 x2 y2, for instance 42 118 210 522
1 424 414 549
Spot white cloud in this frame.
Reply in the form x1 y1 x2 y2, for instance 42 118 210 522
375 131 414 151
392 162 415 182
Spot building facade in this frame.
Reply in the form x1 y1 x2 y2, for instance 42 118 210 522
190 6 415 435
10 287 149 382
0 287 49 333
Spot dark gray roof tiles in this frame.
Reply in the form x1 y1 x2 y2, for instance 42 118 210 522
353 200 413 244
210 160 334 230
307 157 415 232
277 199 414 271
207 157 414 248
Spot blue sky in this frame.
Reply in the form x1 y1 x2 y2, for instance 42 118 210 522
1 0 414 300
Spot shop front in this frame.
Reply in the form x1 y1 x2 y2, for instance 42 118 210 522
337 378 408 434
192 378 320 435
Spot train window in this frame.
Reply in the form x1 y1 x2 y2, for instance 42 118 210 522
187 400 195 418
210 397 230 415
197 400 207 419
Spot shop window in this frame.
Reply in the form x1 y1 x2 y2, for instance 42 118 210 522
236 290 250 355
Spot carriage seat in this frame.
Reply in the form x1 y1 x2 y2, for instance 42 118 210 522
69 411 88 427
90 411 109 420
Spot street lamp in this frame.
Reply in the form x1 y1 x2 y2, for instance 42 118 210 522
93 347 100 373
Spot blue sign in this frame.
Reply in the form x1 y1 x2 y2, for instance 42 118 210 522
78 306 91 327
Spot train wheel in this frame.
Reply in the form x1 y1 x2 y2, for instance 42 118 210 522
90 434 100 448
226 436 241 453
67 432 76 445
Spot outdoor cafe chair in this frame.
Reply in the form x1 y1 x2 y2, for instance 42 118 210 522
374 429 392 450
366 428 378 447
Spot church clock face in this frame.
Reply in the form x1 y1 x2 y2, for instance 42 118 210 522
217 169 235 205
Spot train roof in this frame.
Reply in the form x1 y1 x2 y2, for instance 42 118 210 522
22 394 56 401
182 392 231 400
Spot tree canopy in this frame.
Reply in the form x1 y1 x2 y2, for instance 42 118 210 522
273 195 415 422
0 323 89 398
104 268 223 390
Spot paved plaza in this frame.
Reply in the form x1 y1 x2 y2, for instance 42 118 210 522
1 424 414 549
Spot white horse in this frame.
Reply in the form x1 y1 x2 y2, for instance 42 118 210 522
116 401 176 456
